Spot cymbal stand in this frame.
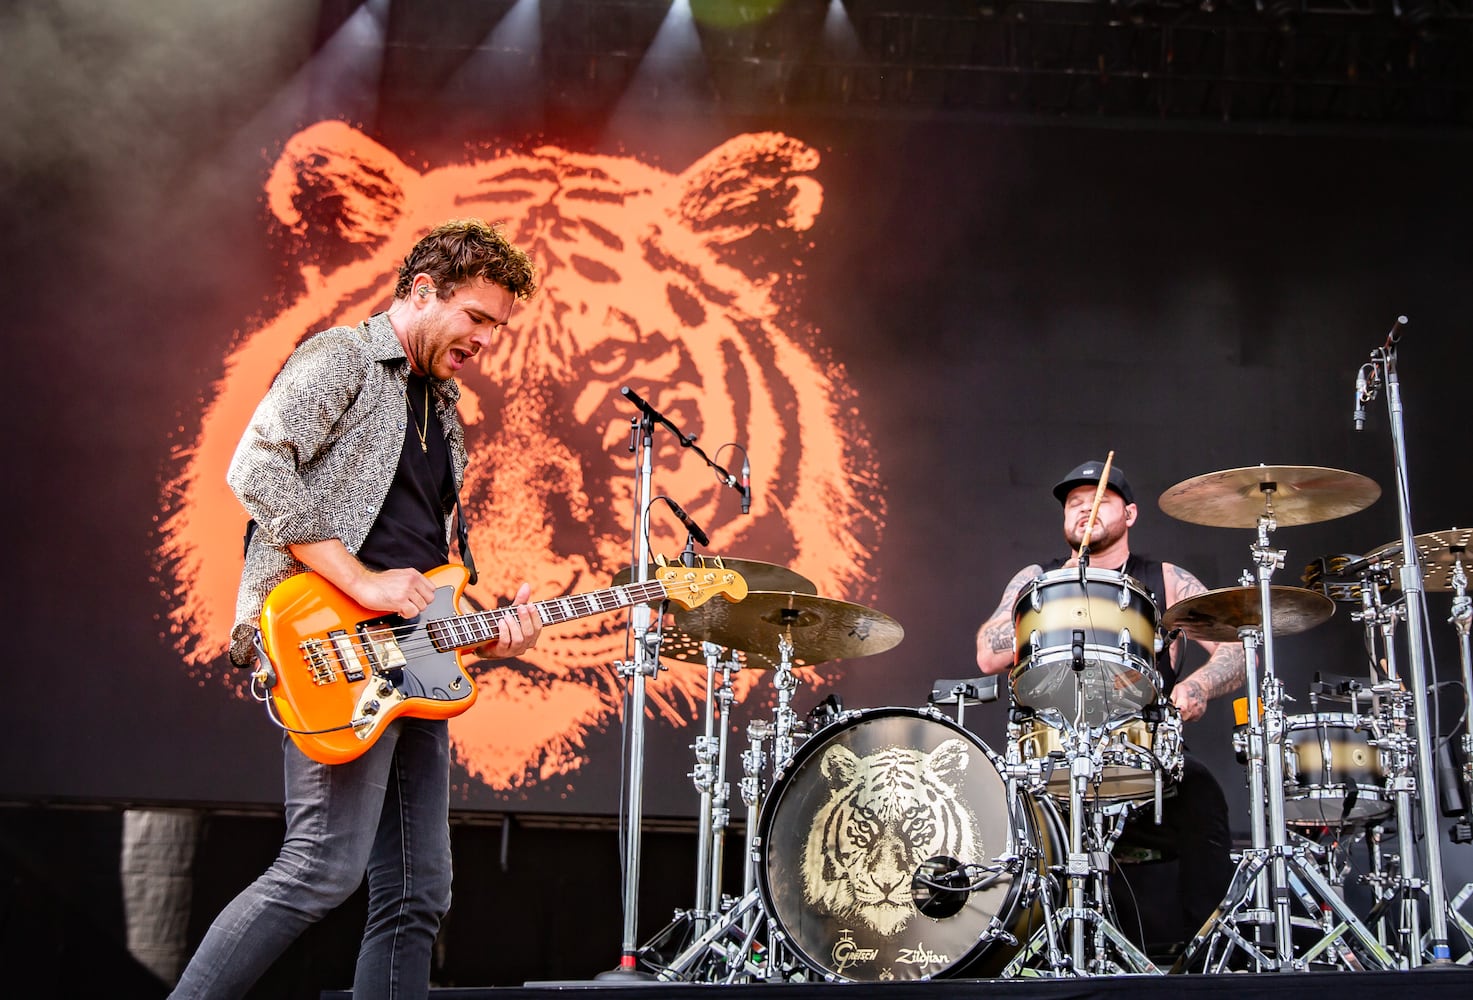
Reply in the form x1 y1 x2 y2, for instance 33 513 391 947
1251 506 1298 962
1356 321 1454 962
1180 508 1394 972
1452 559 1473 812
689 642 740 936
1448 560 1473 958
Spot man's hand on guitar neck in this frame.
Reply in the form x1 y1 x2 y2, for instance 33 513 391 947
472 581 542 660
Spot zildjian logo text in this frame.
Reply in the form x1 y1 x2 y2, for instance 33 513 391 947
895 943 950 968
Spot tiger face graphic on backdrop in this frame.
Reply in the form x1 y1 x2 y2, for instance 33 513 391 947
803 739 982 937
156 121 883 797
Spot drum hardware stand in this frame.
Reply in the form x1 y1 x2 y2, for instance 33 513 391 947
770 632 801 773
1002 721 1162 976
738 719 771 911
688 642 740 936
1180 508 1393 972
929 676 1000 729
1355 318 1454 963
1357 589 1429 965
645 641 741 968
1446 561 1473 959
654 888 773 983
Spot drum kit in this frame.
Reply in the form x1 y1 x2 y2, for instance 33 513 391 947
618 466 1471 983
607 330 1471 982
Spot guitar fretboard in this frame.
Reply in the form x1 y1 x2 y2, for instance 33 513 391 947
425 580 669 651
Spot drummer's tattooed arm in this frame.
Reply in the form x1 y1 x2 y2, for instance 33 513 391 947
1166 563 1248 722
977 564 1044 675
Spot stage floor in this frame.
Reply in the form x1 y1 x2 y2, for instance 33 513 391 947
325 967 1473 1000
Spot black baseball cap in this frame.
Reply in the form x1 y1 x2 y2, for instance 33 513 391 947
1052 460 1136 506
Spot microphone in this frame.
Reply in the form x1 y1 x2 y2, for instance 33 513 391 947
1354 367 1367 431
663 497 709 548
740 454 751 515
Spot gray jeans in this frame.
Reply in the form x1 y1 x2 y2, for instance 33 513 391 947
170 717 453 999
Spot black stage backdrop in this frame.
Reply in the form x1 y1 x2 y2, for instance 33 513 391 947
2 4 1471 861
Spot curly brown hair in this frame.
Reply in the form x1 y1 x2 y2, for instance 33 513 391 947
393 219 537 301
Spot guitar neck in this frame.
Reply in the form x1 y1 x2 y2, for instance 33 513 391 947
427 579 668 651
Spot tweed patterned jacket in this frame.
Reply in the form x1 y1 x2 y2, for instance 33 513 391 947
226 312 468 666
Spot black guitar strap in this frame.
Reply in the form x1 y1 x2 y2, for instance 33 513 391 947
455 493 478 585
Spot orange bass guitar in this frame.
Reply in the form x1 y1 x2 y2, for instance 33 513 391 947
253 562 748 765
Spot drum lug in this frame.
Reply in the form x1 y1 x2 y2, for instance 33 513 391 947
1117 583 1130 610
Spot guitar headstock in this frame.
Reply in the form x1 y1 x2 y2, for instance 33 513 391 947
656 561 749 609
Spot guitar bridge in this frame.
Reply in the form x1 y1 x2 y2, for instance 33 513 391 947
300 639 335 685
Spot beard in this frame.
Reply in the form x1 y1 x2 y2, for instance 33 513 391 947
1065 516 1125 552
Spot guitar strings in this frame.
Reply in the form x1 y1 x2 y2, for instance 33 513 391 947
305 582 669 665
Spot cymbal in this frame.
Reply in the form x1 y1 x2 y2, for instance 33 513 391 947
612 558 817 596
1364 528 1473 592
1158 465 1380 528
1162 585 1336 641
670 591 904 667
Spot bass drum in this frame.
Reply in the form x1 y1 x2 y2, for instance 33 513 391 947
755 706 1061 981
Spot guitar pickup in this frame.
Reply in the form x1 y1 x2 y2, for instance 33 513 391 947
358 621 407 676
328 629 367 682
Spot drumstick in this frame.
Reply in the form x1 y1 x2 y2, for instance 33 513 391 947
1078 450 1116 556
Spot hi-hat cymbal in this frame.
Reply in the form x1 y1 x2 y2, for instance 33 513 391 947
1363 528 1473 592
1159 465 1380 528
670 591 904 667
612 558 817 596
1162 585 1336 641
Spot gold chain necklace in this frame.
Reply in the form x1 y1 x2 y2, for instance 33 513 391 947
408 380 430 453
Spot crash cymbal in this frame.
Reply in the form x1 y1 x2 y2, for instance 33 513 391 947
1162 585 1335 641
1364 528 1473 592
671 591 904 667
612 558 817 596
1158 465 1380 528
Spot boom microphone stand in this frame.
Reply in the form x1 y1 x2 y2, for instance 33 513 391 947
601 386 712 979
1355 317 1454 964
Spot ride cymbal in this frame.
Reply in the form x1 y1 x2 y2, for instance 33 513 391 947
670 591 904 667
1363 528 1473 592
612 558 817 596
1159 465 1380 528
1162 585 1335 641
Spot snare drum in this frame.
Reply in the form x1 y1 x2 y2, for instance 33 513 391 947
1011 568 1162 726
1015 710 1183 803
755 706 1061 981
1282 713 1389 827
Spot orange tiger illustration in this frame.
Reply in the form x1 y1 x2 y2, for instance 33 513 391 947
156 121 884 797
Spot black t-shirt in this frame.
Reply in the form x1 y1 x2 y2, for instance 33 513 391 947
357 373 455 574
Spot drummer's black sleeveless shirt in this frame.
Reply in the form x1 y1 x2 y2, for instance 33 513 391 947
1040 554 1177 698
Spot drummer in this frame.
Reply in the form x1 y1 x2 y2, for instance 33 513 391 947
974 459 1244 956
